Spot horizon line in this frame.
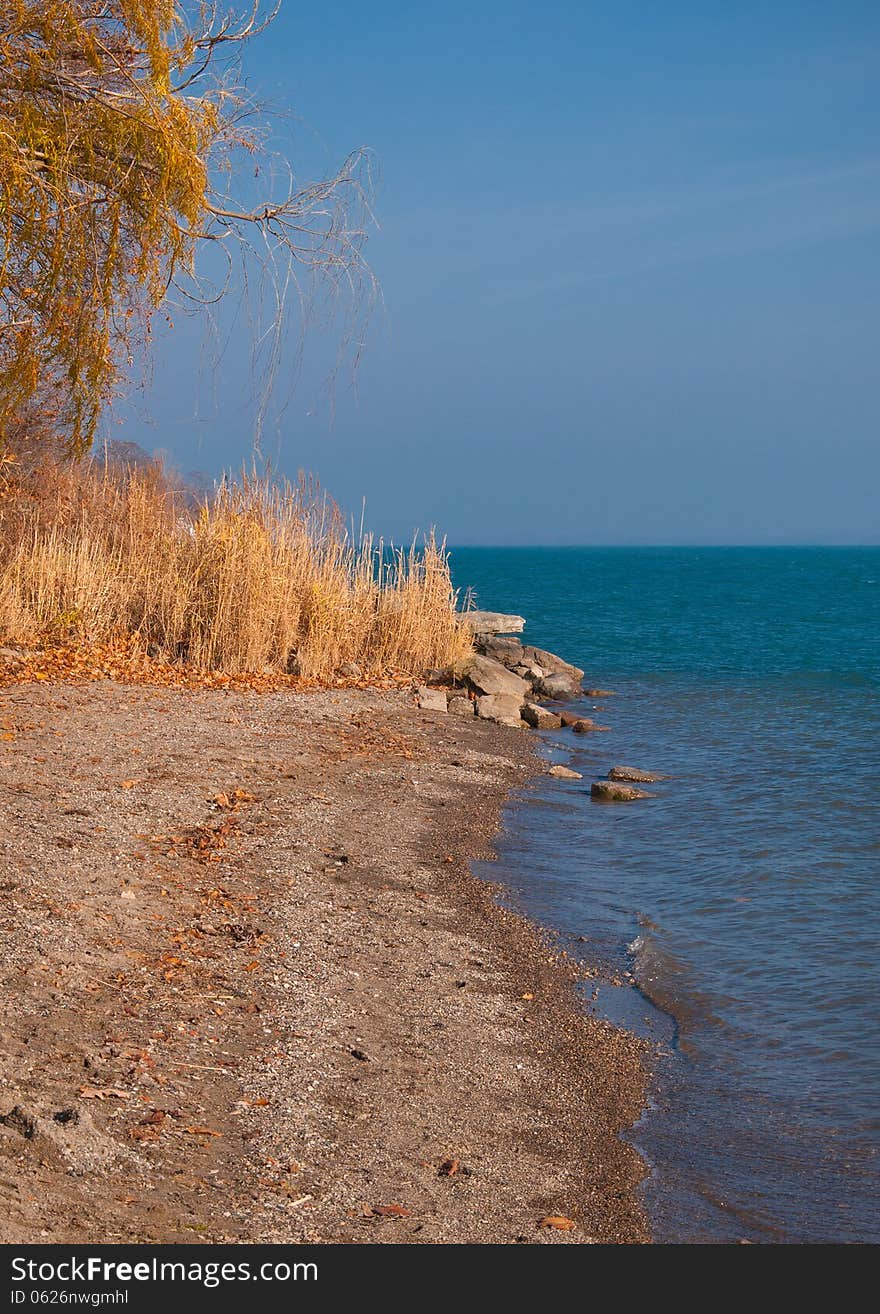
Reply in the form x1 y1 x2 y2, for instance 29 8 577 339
445 542 880 550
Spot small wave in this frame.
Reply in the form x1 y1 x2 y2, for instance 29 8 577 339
627 929 726 1045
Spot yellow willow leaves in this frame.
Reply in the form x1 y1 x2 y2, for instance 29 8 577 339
0 2 217 452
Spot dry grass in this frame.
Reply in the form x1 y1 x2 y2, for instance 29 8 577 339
0 454 472 680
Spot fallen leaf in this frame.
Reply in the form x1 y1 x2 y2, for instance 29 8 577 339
369 1203 411 1218
438 1157 460 1177
119 780 137 790
213 792 231 809
539 1215 577 1231
78 1086 129 1101
183 1125 223 1137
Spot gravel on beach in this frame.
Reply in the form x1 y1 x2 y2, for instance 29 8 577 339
0 682 649 1244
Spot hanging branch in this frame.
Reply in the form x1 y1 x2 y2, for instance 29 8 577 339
0 1 377 454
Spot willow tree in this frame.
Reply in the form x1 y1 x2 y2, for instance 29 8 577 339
0 2 375 454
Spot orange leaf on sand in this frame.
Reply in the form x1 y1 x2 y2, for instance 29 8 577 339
78 1085 129 1100
183 1125 223 1137
213 792 231 809
437 1158 460 1177
119 780 137 789
539 1215 577 1231
367 1203 411 1218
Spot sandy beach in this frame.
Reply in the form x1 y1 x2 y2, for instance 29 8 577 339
0 681 648 1244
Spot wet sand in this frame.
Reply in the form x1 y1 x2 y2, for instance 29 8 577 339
0 682 649 1243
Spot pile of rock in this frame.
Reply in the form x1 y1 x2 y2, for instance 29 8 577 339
419 610 670 803
417 610 593 729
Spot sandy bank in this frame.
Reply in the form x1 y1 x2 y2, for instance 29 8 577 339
0 682 648 1244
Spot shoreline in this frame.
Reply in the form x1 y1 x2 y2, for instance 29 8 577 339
0 680 649 1243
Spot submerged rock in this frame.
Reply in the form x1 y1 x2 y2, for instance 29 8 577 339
463 653 530 700
590 780 652 802
548 764 583 780
461 610 525 635
475 693 526 728
572 718 610 733
557 709 583 728
608 765 668 783
416 685 448 713
521 702 562 730
584 688 616 697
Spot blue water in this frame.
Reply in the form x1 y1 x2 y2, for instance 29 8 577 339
451 547 880 1243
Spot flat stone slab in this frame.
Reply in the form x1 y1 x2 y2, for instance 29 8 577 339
460 610 526 635
608 765 668 783
522 702 562 730
417 685 448 712
590 780 652 802
548 764 583 780
463 653 530 700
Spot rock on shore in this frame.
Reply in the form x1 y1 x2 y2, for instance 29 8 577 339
522 702 563 730
417 685 448 712
412 609 604 734
452 623 587 723
476 692 526 728
462 653 531 700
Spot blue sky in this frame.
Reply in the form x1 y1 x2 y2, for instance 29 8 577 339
122 1 880 544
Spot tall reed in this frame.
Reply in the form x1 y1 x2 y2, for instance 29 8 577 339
0 455 471 678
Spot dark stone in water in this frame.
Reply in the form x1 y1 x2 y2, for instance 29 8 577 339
608 765 668 783
590 780 652 802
